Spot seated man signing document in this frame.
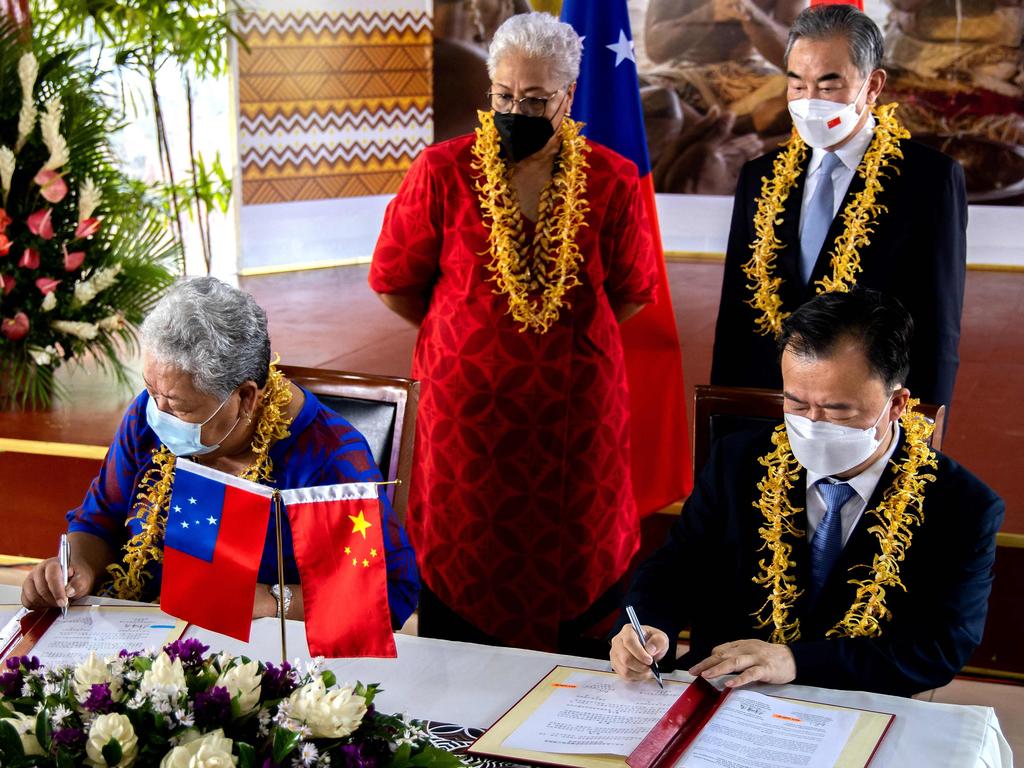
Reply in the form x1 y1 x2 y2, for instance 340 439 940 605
611 289 1002 696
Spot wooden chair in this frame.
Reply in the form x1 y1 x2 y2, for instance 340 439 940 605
280 365 419 524
693 384 946 477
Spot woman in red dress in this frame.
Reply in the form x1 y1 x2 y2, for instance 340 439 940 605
370 12 660 652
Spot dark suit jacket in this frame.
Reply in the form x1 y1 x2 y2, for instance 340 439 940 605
710 138 967 408
620 425 1003 697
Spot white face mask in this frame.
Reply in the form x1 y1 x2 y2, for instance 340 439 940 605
788 77 870 149
146 391 239 457
784 393 894 477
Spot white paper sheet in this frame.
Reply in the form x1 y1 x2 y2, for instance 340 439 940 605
680 690 858 768
501 671 684 756
26 606 184 667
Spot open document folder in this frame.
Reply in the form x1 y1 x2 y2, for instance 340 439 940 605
0 604 187 667
468 667 894 768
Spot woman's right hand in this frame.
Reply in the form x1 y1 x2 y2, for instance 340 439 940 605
21 557 97 610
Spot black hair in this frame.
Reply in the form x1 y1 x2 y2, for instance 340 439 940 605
778 288 913 389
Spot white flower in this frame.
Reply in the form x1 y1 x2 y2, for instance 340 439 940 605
40 97 69 170
79 177 102 221
74 650 122 701
28 343 56 367
141 652 186 696
215 659 262 716
298 742 319 767
16 53 38 152
0 145 14 200
85 712 138 768
41 291 57 312
42 680 61 697
51 703 73 726
159 728 236 768
51 319 99 340
97 313 124 332
286 678 366 739
2 712 44 756
74 263 122 305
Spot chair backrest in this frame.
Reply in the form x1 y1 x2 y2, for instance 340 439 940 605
693 384 946 478
280 365 419 523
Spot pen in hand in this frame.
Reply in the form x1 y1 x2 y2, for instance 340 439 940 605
58 533 70 619
626 604 664 688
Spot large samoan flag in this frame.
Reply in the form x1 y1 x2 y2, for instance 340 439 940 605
561 0 694 512
161 459 395 657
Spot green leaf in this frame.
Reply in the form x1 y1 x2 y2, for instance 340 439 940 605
320 670 337 688
34 708 52 753
102 736 122 766
272 727 301 764
56 746 77 768
237 741 256 768
0 719 25 759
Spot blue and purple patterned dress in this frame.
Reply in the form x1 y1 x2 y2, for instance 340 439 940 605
67 387 420 627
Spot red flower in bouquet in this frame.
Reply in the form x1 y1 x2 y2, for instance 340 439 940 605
0 274 13 295
1 312 29 341
35 277 60 294
75 217 100 239
0 207 10 231
34 168 68 203
27 208 55 240
63 246 85 271
18 247 39 269
0 233 11 257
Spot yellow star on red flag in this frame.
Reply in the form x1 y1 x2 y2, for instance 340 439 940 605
348 509 372 539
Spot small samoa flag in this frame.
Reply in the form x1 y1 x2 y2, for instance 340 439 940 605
162 459 273 641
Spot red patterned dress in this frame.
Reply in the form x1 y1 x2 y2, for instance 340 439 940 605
370 134 659 650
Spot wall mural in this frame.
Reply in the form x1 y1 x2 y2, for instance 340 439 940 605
236 0 432 205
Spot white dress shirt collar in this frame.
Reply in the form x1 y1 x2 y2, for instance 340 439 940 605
807 112 876 176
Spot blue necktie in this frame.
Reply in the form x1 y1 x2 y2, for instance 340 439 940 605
809 480 857 600
799 152 843 284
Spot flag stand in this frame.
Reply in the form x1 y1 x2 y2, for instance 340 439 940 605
272 490 287 664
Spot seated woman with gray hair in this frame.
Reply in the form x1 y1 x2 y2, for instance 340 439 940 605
371 12 660 652
21 277 420 626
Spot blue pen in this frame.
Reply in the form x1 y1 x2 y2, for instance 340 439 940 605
626 604 664 688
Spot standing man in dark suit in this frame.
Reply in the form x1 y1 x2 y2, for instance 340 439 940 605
710 4 966 408
612 290 1002 697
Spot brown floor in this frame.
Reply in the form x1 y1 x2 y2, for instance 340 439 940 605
241 260 1024 533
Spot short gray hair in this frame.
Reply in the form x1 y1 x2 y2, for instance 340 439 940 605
784 5 884 78
487 12 582 86
141 276 271 398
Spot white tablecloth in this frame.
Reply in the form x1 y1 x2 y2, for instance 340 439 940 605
0 586 1012 767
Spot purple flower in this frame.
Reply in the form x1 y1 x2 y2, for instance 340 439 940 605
83 683 114 714
337 740 385 768
51 726 87 751
261 661 297 700
163 638 209 667
194 685 232 729
118 649 141 660
0 655 40 697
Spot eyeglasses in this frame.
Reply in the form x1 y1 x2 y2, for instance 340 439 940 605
486 89 562 118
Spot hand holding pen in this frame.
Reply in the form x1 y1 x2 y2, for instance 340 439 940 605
58 534 71 618
625 605 665 688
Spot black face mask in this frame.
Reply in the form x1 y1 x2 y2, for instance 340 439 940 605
493 112 555 163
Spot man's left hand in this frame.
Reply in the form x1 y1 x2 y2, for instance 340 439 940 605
688 639 796 688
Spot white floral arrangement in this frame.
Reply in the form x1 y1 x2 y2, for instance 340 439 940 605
0 640 461 768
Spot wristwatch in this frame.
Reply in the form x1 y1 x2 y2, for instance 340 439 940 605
269 583 293 618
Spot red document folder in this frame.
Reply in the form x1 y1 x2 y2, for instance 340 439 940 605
626 676 726 768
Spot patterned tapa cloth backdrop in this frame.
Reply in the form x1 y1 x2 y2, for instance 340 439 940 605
235 0 432 205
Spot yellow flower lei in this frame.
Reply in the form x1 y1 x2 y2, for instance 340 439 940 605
104 363 294 601
470 110 591 333
743 104 911 337
751 400 938 642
